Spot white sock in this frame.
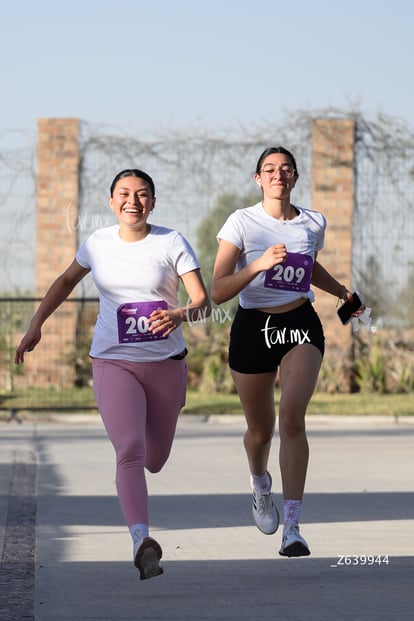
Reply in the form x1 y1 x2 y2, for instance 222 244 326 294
129 523 149 557
251 471 271 494
283 499 302 529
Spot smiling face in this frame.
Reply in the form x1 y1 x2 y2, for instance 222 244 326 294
109 175 156 231
255 152 298 201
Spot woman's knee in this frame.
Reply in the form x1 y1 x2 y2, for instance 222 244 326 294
245 423 274 447
145 452 170 474
279 411 306 438
115 437 145 466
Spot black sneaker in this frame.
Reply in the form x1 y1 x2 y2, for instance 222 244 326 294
134 537 164 580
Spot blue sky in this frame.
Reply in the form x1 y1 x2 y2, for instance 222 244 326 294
1 0 413 147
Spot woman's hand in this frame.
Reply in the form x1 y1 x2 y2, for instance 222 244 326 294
148 308 183 337
256 244 287 271
15 326 42 364
347 291 366 317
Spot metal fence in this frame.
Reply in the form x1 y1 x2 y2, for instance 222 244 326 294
353 119 414 323
2 115 414 307
0 298 98 419
0 147 36 294
1 114 414 411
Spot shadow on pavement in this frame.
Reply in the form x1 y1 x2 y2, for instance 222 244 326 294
36 556 414 621
24 490 414 529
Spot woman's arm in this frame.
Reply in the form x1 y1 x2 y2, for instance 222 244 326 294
179 268 212 323
311 258 352 302
149 268 212 336
15 259 90 363
211 239 287 305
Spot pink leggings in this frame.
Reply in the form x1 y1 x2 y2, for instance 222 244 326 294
92 357 187 526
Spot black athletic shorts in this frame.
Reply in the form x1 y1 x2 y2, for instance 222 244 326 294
229 300 325 374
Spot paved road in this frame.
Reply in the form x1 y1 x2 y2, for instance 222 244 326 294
1 414 413 620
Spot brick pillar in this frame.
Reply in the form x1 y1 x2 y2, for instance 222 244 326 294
311 118 356 389
30 118 81 387
36 118 80 293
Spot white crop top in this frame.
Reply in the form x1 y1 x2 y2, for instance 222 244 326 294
216 202 326 309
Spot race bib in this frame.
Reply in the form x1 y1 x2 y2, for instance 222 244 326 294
264 252 313 292
117 301 168 343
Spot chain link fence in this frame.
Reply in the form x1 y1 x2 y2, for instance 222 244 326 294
1 112 414 412
353 117 414 324
0 147 36 294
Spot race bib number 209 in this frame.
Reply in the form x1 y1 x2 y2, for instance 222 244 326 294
264 252 313 292
117 301 168 343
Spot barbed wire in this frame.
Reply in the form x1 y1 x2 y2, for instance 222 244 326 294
1 109 414 323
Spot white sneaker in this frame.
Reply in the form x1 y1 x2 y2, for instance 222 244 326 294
279 524 310 557
251 474 279 535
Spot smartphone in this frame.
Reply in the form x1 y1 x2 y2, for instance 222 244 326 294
337 292 365 325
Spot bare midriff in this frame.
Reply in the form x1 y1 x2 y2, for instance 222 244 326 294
255 297 307 314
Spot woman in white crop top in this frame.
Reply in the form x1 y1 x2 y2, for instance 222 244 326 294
15 168 211 580
212 146 361 558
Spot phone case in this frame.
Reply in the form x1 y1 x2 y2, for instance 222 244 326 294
337 292 364 325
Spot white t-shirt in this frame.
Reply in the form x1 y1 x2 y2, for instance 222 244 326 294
76 224 200 361
216 202 326 309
